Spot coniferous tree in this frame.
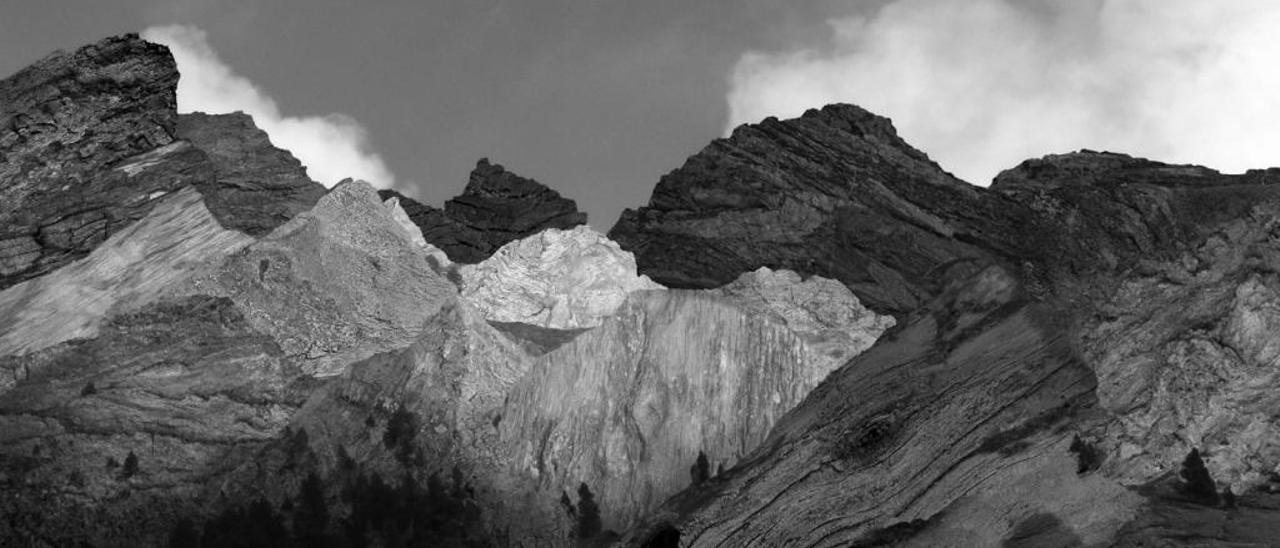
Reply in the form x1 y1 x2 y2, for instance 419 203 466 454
120 451 139 479
1179 448 1219 504
294 472 330 543
577 482 602 540
691 451 710 486
168 517 198 548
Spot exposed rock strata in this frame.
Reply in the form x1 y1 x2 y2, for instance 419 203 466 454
0 295 299 547
617 110 1280 545
176 112 327 235
0 187 251 366
460 225 663 329
379 158 587 263
0 34 198 289
0 35 330 293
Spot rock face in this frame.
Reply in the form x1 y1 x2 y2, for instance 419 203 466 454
0 34 201 290
609 105 1005 316
710 267 895 386
460 225 663 329
177 112 327 235
0 187 251 367
379 158 587 263
0 35 330 293
192 179 457 376
495 287 891 542
618 110 1280 546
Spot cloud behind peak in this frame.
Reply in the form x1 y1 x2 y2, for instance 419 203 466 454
726 0 1280 184
142 24 397 189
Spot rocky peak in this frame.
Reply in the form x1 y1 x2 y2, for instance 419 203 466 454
459 225 662 329
610 103 991 315
0 33 194 289
446 158 587 240
377 159 588 264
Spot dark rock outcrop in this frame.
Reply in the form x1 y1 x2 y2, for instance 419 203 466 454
0 34 204 290
0 35 331 293
379 158 587 263
177 112 327 235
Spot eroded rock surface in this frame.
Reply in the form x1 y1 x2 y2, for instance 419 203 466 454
0 34 202 289
460 225 663 329
711 267 895 385
193 180 457 376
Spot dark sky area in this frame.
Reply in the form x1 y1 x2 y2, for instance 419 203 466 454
0 0 879 228
4 1 1278 228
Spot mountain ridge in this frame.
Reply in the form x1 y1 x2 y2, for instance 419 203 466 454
4 32 1280 548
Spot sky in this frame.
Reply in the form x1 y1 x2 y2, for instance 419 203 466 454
3 1 1280 228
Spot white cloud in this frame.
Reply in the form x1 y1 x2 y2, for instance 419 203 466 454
727 0 1280 184
142 25 397 188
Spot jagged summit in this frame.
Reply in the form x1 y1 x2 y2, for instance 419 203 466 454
377 157 587 263
0 34 324 291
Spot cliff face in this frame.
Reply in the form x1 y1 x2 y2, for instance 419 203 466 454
176 112 327 235
0 35 331 292
618 111 1280 546
0 35 199 289
496 285 890 541
379 158 587 264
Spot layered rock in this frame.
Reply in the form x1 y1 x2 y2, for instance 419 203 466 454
0 187 251 367
0 34 202 289
618 118 1280 545
379 158 587 263
609 105 1005 316
0 295 299 547
460 225 663 329
0 34 331 294
177 112 327 235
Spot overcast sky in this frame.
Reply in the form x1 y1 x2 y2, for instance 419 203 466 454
3 1 1280 228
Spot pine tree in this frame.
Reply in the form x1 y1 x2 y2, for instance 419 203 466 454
691 451 710 486
576 482 602 540
120 451 139 479
1179 448 1219 504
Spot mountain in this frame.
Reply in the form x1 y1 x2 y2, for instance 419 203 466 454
378 158 588 264
5 32 1280 548
613 108 1280 546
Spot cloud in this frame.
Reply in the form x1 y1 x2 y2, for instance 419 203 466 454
727 0 1280 184
142 25 396 188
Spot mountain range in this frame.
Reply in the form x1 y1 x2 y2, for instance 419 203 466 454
3 33 1280 548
